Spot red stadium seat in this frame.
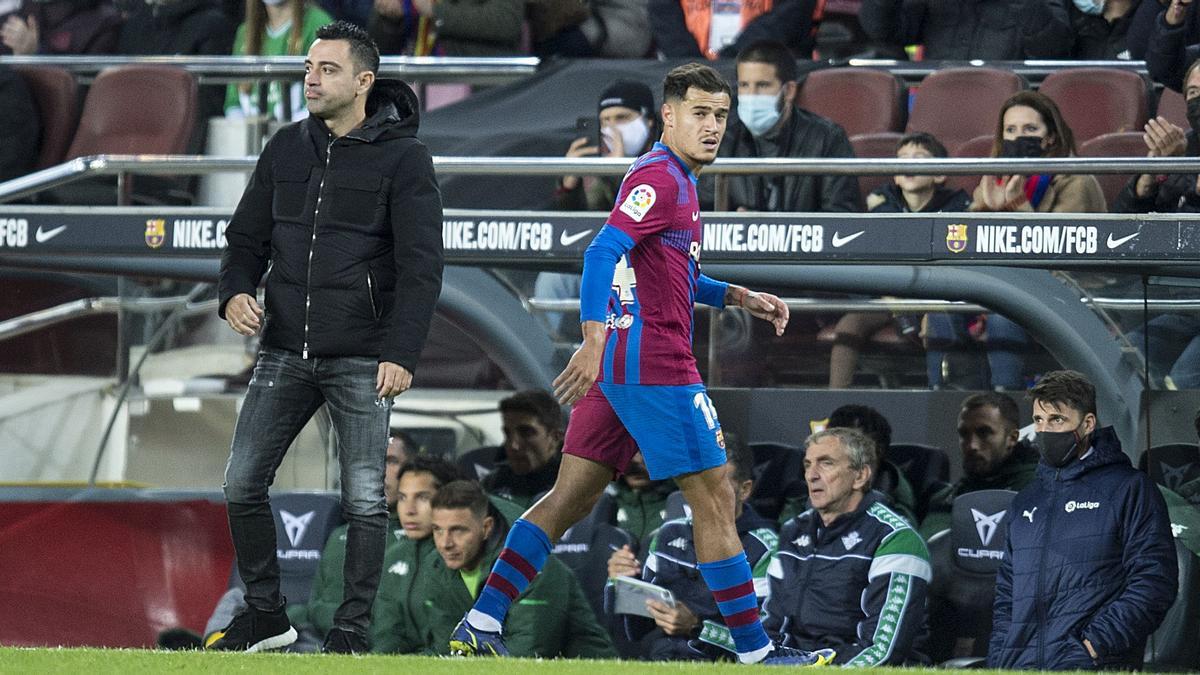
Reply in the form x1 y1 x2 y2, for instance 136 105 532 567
1157 87 1188 130
14 65 79 170
797 67 906 137
1078 131 1149 210
907 67 1026 155
1038 68 1149 144
65 65 197 160
948 134 995 197
850 131 903 206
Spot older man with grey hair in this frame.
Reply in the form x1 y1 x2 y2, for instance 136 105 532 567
759 427 931 666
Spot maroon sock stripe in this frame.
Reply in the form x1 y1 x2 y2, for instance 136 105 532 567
725 606 761 628
711 580 756 603
485 572 520 601
499 549 538 581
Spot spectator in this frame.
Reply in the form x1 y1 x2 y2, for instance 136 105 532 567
758 427 930 665
829 132 970 389
859 0 1072 60
989 370 1177 670
406 480 617 657
316 0 372 26
371 453 464 652
223 0 334 122
527 0 651 58
0 0 122 56
648 0 818 60
482 390 564 508
0 65 38 182
368 0 521 56
599 451 674 545
1068 0 1140 59
919 393 1039 539
605 439 777 661
823 404 919 525
702 39 859 213
1146 0 1200 91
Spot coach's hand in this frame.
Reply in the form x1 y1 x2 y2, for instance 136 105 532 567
737 287 790 336
607 545 641 579
225 293 263 336
554 320 606 405
647 600 699 637
377 361 412 398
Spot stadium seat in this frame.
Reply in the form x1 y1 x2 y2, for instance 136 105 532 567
66 65 197 160
888 442 951 521
1145 443 1200 494
926 489 1016 665
850 131 903 207
947 134 995 198
1144 534 1200 669
457 444 503 481
797 68 906 137
747 441 805 522
227 492 343 605
1157 86 1188 130
1038 68 1150 144
14 65 78 170
907 67 1026 156
1078 132 1149 210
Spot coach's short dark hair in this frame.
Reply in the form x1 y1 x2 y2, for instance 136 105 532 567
828 404 891 459
500 389 564 433
736 39 798 84
961 392 1021 430
431 480 490 519
398 454 462 488
896 131 950 159
315 20 380 75
723 430 755 483
663 62 732 103
1029 370 1097 418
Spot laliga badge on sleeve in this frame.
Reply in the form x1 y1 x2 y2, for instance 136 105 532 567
619 184 656 222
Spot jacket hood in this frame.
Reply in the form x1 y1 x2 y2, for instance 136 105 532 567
1037 425 1129 480
360 78 421 140
960 439 1039 492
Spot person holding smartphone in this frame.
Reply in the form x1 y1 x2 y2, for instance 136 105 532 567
555 79 659 211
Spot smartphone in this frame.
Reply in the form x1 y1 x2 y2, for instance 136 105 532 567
575 116 600 149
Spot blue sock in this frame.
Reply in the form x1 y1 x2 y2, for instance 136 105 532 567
698 551 771 658
468 519 551 631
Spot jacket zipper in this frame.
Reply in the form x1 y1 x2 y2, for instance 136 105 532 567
367 271 378 319
303 136 335 359
1036 471 1059 668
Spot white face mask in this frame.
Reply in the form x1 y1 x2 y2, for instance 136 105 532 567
607 117 651 156
1072 0 1104 15
262 0 287 6
738 93 782 137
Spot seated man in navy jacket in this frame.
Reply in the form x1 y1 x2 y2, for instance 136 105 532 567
989 370 1177 670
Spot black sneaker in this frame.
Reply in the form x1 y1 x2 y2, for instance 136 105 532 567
204 604 297 652
322 628 368 654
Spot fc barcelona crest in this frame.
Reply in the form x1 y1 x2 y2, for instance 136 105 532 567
946 224 968 253
145 218 166 249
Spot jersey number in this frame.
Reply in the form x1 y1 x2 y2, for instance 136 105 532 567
693 392 719 430
612 255 637 305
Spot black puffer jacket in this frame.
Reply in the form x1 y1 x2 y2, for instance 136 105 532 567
859 0 1072 60
988 427 1178 670
219 79 444 371
1113 132 1200 214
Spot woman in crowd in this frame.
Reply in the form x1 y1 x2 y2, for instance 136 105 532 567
224 0 333 121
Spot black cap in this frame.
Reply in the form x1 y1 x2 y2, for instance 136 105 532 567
598 80 655 116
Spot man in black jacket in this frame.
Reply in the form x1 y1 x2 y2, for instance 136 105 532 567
701 39 859 213
209 20 444 655
989 370 1177 670
859 0 1072 60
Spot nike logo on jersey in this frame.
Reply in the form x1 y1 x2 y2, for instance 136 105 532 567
559 229 594 247
691 211 699 221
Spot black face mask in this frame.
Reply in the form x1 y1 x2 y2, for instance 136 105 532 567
1000 135 1046 159
1187 96 1200 134
1032 427 1087 468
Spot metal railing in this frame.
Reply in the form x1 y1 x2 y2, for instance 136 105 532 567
4 154 1200 205
0 296 217 343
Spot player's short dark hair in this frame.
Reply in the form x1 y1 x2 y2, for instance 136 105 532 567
736 39 798 84
1029 370 1097 418
398 454 462 488
431 480 490 519
896 131 950 159
961 392 1021 430
828 404 892 459
315 20 380 75
723 430 755 483
500 389 564 433
663 62 732 103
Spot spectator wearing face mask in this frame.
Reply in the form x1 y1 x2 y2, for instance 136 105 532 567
1068 0 1142 59
1146 0 1200 92
701 39 859 213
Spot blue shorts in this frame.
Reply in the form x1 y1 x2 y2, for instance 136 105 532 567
594 382 726 480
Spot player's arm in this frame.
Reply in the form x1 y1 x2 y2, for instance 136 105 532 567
698 278 790 336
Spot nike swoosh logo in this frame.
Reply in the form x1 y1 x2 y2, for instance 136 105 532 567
831 230 865 248
1106 231 1139 249
560 229 594 247
691 211 699 221
35 225 67 243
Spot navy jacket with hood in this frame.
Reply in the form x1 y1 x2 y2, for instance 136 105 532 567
988 427 1178 670
219 79 444 372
